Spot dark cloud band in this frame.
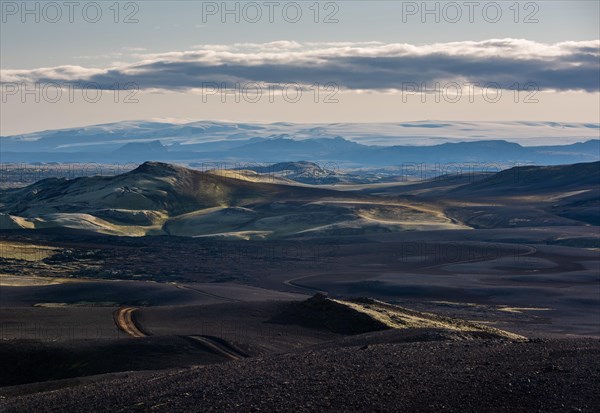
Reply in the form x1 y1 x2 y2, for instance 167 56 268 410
3 40 599 92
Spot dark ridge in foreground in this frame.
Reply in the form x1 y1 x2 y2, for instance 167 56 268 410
2 339 598 413
269 293 390 334
0 337 227 387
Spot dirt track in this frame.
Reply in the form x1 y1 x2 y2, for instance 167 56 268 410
113 307 146 338
113 307 247 360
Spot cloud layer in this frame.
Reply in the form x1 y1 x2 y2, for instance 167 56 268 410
3 39 599 92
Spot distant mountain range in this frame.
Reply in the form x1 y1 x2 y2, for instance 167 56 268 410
1 120 599 166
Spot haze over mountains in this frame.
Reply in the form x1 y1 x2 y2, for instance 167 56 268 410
2 120 599 166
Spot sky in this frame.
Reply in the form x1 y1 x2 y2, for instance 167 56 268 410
1 1 599 135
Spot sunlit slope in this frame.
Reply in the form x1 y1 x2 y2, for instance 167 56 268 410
1 162 462 237
0 162 600 239
444 162 600 228
2 161 597 237
0 162 334 216
274 294 525 340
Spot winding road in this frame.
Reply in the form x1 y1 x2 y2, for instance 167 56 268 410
113 306 248 361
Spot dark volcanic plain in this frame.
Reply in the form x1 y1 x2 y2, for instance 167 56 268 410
1 161 599 412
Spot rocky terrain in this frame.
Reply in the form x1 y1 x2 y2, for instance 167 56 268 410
2 337 598 413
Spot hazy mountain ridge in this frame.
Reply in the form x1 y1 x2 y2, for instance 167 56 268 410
3 137 600 170
2 120 599 164
4 120 598 149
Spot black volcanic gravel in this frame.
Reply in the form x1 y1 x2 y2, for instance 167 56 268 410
2 339 599 412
